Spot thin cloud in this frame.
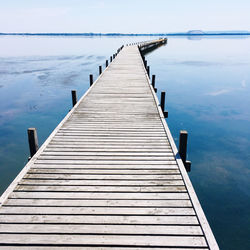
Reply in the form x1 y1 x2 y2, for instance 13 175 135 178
207 80 248 96
207 89 231 96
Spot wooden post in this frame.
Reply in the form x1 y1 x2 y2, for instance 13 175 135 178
152 75 155 88
160 91 165 112
89 74 93 86
99 65 102 75
71 90 77 107
27 128 39 158
185 161 191 172
163 111 168 118
106 60 108 67
147 66 150 77
110 56 112 63
179 130 191 172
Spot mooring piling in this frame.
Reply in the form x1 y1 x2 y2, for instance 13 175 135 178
160 91 165 112
160 91 168 118
147 66 150 77
27 128 39 158
71 90 77 107
179 130 191 172
151 74 157 92
89 74 93 86
152 75 155 88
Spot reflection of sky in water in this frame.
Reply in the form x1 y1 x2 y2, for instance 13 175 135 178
0 36 250 250
147 37 250 250
0 55 97 123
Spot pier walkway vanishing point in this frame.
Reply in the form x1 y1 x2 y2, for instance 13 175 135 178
0 39 219 249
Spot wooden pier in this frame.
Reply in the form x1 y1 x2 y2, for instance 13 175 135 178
0 39 218 249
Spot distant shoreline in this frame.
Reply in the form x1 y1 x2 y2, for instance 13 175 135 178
0 32 250 36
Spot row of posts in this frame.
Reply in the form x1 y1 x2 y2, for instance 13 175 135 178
140 47 191 172
27 42 190 172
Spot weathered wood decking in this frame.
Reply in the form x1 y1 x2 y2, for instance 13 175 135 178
0 41 218 249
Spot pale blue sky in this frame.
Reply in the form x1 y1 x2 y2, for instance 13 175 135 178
0 0 250 33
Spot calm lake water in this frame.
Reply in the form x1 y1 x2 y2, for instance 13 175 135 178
0 35 249 249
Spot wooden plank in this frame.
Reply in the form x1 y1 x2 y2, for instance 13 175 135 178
58 128 165 131
55 133 167 137
47 143 171 148
57 131 167 135
61 124 163 128
44 147 173 152
63 119 160 122
34 160 178 165
23 174 182 180
50 141 170 145
67 116 159 119
0 224 203 235
27 169 180 174
32 164 179 170
51 138 169 142
4 199 192 207
19 179 183 186
9 192 189 199
41 152 174 157
0 234 207 247
36 156 176 161
0 214 198 225
14 185 186 193
0 207 195 215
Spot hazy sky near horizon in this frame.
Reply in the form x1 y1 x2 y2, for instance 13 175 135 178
0 0 250 33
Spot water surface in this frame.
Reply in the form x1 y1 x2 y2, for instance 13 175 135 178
0 35 249 250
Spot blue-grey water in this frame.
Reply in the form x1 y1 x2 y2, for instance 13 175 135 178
0 35 249 249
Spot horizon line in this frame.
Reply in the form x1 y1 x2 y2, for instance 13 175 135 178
0 31 250 36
